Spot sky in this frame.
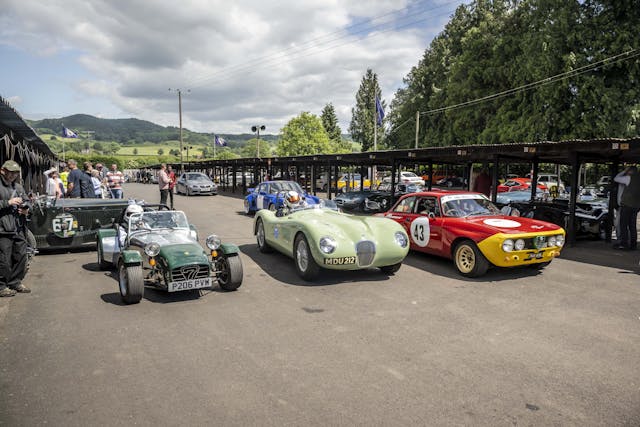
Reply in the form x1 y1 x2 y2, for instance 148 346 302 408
0 0 468 135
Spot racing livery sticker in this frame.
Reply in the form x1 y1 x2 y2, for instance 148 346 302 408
52 213 78 238
410 217 431 247
483 218 521 228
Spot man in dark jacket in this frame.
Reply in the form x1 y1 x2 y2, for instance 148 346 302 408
0 160 31 297
614 166 640 250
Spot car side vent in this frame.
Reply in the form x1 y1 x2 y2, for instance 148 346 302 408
356 240 376 267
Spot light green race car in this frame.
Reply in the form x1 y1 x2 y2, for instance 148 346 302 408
253 200 410 281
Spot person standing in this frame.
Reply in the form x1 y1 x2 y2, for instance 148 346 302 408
167 165 177 209
158 164 170 207
44 168 63 199
106 163 124 199
613 166 640 250
90 170 104 198
472 168 492 197
0 160 31 296
66 159 93 198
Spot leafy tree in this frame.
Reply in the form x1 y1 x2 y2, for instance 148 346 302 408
215 149 240 160
276 112 332 156
242 138 272 158
349 69 384 151
133 148 138 155
321 103 342 142
157 148 164 155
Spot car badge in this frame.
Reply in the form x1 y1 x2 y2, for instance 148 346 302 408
531 225 544 229
180 265 200 280
274 226 279 239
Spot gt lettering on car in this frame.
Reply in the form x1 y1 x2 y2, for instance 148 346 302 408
324 256 357 265
410 217 430 247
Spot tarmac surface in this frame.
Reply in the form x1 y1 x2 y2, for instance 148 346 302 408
1 183 639 426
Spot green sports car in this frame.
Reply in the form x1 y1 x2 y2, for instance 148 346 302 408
97 205 243 304
253 201 410 281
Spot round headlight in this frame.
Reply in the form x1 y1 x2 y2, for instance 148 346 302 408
319 237 337 254
394 231 408 248
514 239 525 251
547 235 557 247
502 239 514 252
144 242 160 257
555 234 565 247
206 235 222 250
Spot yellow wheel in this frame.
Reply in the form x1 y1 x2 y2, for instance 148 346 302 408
453 240 489 278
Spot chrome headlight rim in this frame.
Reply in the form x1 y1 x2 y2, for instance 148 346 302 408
547 235 557 247
514 238 525 251
319 236 337 254
144 242 161 257
502 239 514 252
555 234 565 247
394 231 409 248
206 234 222 250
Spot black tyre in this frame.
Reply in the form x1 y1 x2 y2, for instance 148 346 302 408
453 240 489 278
217 255 243 291
186 187 191 196
379 262 402 275
294 233 320 281
96 237 110 270
118 261 144 304
243 199 252 215
256 218 273 253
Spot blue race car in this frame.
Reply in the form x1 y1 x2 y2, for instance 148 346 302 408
244 180 320 215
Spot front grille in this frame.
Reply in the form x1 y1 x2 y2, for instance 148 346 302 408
170 264 210 281
356 240 376 267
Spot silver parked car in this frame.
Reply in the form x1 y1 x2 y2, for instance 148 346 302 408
175 172 218 196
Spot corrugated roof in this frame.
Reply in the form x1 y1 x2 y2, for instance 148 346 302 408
0 95 55 157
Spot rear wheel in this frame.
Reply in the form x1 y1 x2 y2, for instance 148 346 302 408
256 218 273 253
217 255 243 291
379 262 402 275
294 233 320 281
453 240 489 278
243 199 251 215
118 261 144 304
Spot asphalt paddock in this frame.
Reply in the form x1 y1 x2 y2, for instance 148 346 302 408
1 183 639 426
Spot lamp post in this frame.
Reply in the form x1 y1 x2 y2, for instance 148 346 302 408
251 125 266 158
169 88 190 172
183 145 194 164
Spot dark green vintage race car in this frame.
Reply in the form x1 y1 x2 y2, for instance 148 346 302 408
96 205 243 304
27 196 130 249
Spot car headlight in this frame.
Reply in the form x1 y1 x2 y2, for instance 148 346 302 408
394 231 408 248
144 242 160 257
555 234 565 247
514 239 525 251
502 239 514 252
206 235 222 250
319 237 337 254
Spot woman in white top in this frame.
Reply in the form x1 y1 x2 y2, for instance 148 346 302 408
44 168 63 198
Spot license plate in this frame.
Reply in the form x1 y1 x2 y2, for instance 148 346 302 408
168 277 212 292
324 256 357 265
525 251 544 261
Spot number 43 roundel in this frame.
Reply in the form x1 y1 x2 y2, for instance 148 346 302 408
410 217 430 247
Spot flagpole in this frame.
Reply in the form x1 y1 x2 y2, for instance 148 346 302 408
373 96 377 152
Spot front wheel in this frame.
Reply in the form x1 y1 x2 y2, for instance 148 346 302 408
294 233 320 281
256 218 273 253
244 199 251 215
379 262 402 275
118 261 144 304
217 255 243 291
453 240 489 278
96 238 110 270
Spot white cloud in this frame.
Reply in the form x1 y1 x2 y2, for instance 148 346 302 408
1 0 464 134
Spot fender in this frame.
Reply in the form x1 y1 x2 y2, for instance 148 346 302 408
121 250 142 266
218 243 240 255
97 228 117 239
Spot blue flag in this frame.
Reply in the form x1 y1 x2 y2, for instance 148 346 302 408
375 97 385 126
62 125 78 138
215 135 227 146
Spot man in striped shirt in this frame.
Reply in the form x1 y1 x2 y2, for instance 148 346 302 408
106 163 124 199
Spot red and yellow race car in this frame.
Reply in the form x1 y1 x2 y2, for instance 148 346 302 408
377 190 565 277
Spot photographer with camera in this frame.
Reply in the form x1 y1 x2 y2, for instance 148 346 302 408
0 160 31 297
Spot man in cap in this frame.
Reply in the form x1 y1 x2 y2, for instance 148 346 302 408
0 160 31 296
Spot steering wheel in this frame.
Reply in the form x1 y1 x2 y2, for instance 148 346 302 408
443 206 461 217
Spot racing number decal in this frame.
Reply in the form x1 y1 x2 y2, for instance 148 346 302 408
410 217 430 247
257 195 265 209
52 213 78 238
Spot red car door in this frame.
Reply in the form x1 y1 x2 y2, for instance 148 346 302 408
383 195 444 254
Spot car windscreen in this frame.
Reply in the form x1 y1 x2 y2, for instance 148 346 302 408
187 174 210 182
272 181 303 193
440 195 501 217
130 211 189 230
